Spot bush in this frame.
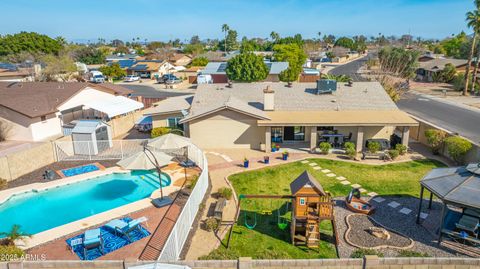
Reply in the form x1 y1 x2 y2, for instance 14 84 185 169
204 217 219 232
218 187 233 200
444 136 472 164
424 129 447 154
397 250 430 257
319 142 331 155
187 175 199 189
0 178 6 190
191 56 209 67
151 127 171 138
199 247 240 260
350 248 384 258
344 142 356 159
367 141 381 153
395 144 407 155
0 245 25 261
388 149 400 160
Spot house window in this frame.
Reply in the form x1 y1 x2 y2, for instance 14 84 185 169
41 116 47 122
167 117 184 130
299 198 306 206
271 127 283 143
293 126 305 141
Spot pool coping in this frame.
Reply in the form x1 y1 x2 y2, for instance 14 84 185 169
0 167 183 250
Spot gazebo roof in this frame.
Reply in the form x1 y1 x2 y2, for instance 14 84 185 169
421 163 480 209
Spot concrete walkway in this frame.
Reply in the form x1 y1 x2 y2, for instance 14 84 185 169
183 143 451 259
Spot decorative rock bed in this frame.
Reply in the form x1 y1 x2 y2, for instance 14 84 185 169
345 214 414 250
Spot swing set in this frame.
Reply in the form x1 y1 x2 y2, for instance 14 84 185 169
240 194 290 231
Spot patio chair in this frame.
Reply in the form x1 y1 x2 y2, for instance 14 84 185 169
82 228 104 258
105 217 148 242
455 215 479 237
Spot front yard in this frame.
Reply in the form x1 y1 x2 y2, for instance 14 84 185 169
201 158 445 260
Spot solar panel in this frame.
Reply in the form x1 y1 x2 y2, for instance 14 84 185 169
217 63 227 72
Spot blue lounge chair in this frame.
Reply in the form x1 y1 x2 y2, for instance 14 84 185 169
82 228 103 258
105 217 148 242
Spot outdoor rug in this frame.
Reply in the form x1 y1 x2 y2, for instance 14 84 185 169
66 218 150 260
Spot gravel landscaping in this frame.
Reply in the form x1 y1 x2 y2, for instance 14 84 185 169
334 196 462 258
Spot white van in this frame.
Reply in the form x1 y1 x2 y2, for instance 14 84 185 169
89 71 105 83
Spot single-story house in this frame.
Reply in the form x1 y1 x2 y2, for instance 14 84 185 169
143 94 194 131
127 60 176 79
416 58 468 82
151 81 418 152
169 54 192 67
418 52 445 62
110 59 136 70
105 53 140 63
0 82 143 141
200 61 289 83
176 66 203 83
0 62 35 82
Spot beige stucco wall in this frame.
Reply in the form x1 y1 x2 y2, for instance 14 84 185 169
152 112 184 128
108 110 143 138
328 126 394 148
188 109 266 149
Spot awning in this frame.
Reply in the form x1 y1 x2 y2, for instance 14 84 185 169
85 96 144 118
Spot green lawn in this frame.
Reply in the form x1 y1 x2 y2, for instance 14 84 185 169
201 158 445 260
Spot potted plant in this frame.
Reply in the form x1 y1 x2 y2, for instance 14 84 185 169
276 144 280 151
282 151 289 160
271 143 277 152
243 157 249 168
264 156 270 164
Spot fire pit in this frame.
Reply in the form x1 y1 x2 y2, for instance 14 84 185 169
345 214 414 250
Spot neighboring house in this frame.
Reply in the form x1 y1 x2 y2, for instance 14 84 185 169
0 62 36 82
109 59 136 70
127 60 176 79
0 82 142 141
143 94 194 130
418 52 445 62
105 54 140 62
176 66 203 83
151 81 417 152
169 54 192 66
416 58 467 82
200 61 289 83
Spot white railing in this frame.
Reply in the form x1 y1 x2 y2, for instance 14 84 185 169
158 143 208 261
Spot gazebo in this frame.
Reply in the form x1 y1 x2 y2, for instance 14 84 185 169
417 163 480 244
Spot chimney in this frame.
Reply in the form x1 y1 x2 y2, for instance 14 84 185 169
263 86 275 111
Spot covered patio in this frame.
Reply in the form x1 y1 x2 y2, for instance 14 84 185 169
417 163 480 249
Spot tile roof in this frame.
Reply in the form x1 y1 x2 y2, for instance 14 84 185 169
0 82 132 118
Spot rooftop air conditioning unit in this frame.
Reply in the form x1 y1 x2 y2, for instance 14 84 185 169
316 79 337 94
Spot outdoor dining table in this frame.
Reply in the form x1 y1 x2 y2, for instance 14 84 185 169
320 133 345 145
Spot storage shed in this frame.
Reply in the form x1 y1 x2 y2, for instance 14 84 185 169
71 120 112 155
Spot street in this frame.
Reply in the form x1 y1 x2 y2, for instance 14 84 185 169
397 92 480 144
328 53 374 81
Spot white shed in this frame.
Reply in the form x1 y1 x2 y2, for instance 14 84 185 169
71 120 113 155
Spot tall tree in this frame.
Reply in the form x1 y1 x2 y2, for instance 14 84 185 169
226 52 268 82
222 24 230 53
464 5 480 95
469 3 480 94
270 31 280 42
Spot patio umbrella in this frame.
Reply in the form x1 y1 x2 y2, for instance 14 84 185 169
117 148 173 199
148 133 193 165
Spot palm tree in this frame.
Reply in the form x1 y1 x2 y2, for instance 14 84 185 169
0 225 31 246
270 31 280 42
464 6 480 95
222 24 230 53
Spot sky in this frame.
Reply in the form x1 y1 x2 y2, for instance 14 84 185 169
0 0 473 42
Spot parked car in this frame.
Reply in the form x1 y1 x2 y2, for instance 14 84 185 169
89 71 105 83
124 75 140 82
157 74 181 84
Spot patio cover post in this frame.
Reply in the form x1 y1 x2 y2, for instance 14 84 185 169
265 127 271 153
310 126 317 153
401 126 410 147
356 127 364 153
416 185 424 224
438 203 447 244
428 192 433 209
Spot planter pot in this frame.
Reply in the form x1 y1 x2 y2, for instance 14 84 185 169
264 157 270 164
244 160 249 168
282 154 288 161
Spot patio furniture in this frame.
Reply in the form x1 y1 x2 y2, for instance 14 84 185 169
214 198 227 221
42 170 56 180
455 215 479 237
105 217 149 242
83 228 104 258
464 208 480 219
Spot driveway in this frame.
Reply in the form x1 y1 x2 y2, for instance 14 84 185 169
398 91 480 144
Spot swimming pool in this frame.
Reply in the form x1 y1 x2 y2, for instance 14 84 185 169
61 164 100 177
0 171 171 236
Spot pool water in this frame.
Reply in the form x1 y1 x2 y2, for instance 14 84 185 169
61 164 100 177
0 171 171 236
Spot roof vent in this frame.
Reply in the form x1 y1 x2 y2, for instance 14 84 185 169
316 79 337 94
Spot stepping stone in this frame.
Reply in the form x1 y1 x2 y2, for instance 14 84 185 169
420 212 429 219
372 197 385 203
367 192 378 197
313 166 321 170
301 160 309 164
321 169 331 173
351 183 361 188
399 208 412 215
309 163 318 166
388 201 401 208
326 173 336 177
336 176 346 180
359 188 367 193
340 180 351 185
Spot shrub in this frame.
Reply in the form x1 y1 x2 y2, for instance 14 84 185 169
388 149 400 160
345 147 357 159
204 217 219 232
350 248 384 258
0 178 6 190
344 142 355 150
187 175 199 189
397 250 430 257
444 136 472 164
395 144 407 155
218 187 233 200
367 141 381 153
151 127 171 138
0 245 25 261
199 247 240 260
424 129 447 154
319 142 331 154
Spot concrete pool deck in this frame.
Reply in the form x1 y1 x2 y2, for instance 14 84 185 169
0 165 193 249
